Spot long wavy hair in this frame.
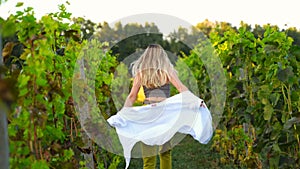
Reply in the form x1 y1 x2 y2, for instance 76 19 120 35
131 44 175 88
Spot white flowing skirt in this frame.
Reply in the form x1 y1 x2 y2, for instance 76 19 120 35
107 91 213 169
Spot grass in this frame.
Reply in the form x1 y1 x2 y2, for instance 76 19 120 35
116 135 237 169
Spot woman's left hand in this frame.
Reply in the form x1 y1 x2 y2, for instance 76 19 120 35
200 100 206 108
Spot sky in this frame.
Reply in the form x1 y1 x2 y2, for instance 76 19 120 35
0 0 299 31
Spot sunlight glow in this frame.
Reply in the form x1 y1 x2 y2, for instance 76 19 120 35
0 0 299 29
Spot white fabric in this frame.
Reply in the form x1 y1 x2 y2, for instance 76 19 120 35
107 91 213 169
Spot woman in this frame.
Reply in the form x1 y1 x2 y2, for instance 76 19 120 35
123 44 193 169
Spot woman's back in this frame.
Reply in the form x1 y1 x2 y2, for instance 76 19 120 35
143 83 170 104
124 44 188 106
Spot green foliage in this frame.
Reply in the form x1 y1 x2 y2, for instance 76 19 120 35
111 62 130 111
212 125 262 168
209 23 300 168
175 22 299 168
4 3 120 169
6 4 82 169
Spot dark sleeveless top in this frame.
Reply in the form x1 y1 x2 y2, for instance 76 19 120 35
143 83 170 104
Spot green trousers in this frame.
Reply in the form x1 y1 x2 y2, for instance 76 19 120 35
141 142 172 169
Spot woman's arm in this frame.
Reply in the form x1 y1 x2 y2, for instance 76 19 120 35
123 75 141 107
170 70 205 107
169 70 189 93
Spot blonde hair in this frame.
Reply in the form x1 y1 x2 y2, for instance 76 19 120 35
131 44 174 88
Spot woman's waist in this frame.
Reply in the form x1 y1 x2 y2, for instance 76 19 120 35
144 97 167 104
